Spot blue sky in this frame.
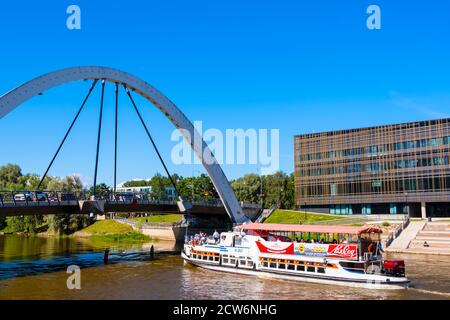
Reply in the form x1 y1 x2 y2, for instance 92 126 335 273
0 0 449 187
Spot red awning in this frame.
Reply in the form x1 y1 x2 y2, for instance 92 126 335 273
237 223 382 235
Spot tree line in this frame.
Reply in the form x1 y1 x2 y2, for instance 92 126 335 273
0 164 92 234
0 163 295 234
122 172 295 209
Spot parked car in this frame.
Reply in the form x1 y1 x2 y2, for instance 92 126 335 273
14 192 33 202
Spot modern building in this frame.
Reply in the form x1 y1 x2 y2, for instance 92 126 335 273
294 118 450 218
115 180 177 200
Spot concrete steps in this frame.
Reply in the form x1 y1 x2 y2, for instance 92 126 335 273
416 235 450 241
418 230 450 237
386 220 427 250
410 240 450 248
424 223 450 231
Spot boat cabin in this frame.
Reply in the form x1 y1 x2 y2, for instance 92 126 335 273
237 223 383 262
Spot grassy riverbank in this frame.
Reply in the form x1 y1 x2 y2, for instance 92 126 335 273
75 220 151 243
131 214 183 224
264 210 348 224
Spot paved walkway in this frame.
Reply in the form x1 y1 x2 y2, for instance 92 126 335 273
386 220 427 251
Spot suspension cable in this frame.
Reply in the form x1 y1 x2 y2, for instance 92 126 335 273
93 80 105 198
37 80 98 189
113 83 119 195
123 85 179 196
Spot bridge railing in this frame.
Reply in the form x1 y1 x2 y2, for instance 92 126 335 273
0 190 86 207
0 190 260 210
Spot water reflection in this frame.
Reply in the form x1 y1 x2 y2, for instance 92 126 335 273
0 235 174 281
0 235 449 300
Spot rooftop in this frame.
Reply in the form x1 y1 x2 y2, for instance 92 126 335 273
238 223 382 235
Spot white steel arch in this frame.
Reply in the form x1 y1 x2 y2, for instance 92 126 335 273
0 66 249 224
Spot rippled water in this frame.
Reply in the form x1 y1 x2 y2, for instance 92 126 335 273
0 235 449 300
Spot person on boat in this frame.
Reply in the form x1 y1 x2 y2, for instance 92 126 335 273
377 241 384 254
213 230 220 243
367 242 376 255
194 233 201 245
200 233 207 244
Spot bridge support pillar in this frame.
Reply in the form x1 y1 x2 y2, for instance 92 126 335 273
78 200 105 215
421 201 427 219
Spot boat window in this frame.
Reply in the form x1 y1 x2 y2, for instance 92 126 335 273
214 257 219 262
192 254 197 259
269 262 277 268
202 255 207 260
239 260 246 266
279 263 286 269
223 258 229 264
340 261 365 270
307 266 315 272
287 264 295 271
247 261 254 267
230 259 236 265
208 256 214 261
297 265 305 271
262 262 268 267
317 268 326 274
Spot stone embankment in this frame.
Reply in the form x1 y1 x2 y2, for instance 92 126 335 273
115 218 186 242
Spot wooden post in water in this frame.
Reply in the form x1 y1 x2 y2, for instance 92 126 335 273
104 249 110 264
150 245 155 260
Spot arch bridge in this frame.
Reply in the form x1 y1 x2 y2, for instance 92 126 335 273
0 67 255 224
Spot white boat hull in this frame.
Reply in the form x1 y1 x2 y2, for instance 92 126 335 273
182 251 409 290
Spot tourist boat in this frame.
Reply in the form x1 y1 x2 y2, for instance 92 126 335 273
182 223 410 289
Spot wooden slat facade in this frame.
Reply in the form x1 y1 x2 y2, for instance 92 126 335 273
294 118 450 216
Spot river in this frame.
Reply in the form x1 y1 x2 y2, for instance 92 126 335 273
0 235 449 300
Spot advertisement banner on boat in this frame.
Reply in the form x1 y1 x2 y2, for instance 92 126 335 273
256 241 295 255
294 243 358 259
294 243 328 257
257 242 358 259
327 244 358 259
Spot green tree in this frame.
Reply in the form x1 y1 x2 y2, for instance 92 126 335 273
123 179 151 187
148 173 170 199
45 214 92 235
231 174 263 204
5 215 40 233
263 171 295 209
0 164 23 189
88 183 110 198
